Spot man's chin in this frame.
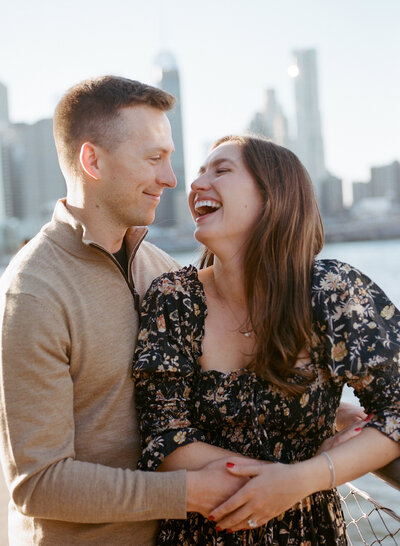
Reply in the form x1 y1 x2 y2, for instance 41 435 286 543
132 213 156 228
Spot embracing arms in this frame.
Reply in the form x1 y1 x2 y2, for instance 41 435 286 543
158 402 368 515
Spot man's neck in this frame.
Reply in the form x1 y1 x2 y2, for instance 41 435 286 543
65 201 125 253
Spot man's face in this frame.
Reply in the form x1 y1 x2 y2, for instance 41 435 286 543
96 105 176 228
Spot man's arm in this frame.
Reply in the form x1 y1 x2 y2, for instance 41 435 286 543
0 292 186 523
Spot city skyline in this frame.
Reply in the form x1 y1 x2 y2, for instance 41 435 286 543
1 0 399 198
0 54 399 253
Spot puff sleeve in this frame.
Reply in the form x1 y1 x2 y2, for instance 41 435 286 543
132 267 206 471
312 260 400 443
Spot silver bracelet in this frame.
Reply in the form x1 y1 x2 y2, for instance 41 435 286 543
321 451 336 489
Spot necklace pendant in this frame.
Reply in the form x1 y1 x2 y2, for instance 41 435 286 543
243 331 251 337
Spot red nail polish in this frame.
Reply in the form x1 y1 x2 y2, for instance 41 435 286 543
354 427 361 431
227 529 233 533
226 462 235 468
216 526 222 532
364 413 374 422
209 515 215 521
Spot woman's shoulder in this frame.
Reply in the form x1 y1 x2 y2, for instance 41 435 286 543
312 258 399 325
311 258 369 321
311 260 400 379
135 265 206 373
312 258 371 296
313 258 360 279
146 264 202 301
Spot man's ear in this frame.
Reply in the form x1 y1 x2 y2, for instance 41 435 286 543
79 142 101 180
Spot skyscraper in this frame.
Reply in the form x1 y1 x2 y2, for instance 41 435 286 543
0 82 11 223
9 119 65 223
0 106 66 252
153 50 189 227
370 161 400 202
0 82 9 127
248 89 290 147
291 49 326 202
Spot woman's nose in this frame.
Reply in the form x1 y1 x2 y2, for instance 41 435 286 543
191 173 211 191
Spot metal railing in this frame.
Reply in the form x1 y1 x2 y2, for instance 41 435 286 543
372 458 400 493
340 458 400 545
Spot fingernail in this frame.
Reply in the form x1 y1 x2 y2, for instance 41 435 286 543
216 526 222 532
226 462 235 468
227 529 233 534
209 515 215 521
354 427 361 431
364 413 374 422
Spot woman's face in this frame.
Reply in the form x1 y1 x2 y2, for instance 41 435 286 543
188 142 263 253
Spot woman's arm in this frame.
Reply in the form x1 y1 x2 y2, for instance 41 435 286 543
160 402 366 471
158 442 249 471
210 427 400 531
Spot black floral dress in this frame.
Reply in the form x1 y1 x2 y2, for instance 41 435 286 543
132 260 400 545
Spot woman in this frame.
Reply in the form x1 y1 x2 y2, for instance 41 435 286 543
132 135 400 544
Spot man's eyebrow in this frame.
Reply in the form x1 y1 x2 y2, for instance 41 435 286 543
146 146 175 154
198 157 236 174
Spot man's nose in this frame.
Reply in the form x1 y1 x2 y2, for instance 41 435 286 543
158 161 177 188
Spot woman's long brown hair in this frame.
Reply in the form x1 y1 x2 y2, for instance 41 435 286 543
199 135 324 395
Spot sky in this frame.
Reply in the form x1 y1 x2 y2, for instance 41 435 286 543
1 0 399 198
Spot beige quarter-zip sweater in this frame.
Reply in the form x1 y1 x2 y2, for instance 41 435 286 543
0 200 187 545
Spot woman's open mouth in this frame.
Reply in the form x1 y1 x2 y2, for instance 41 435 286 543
194 199 222 220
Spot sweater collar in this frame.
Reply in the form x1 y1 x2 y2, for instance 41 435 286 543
43 199 148 261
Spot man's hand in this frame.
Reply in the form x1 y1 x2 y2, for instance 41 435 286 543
186 456 264 516
335 402 367 431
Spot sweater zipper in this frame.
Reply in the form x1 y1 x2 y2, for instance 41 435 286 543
89 243 141 314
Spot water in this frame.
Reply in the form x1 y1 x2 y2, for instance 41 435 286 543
173 239 400 308
172 239 400 528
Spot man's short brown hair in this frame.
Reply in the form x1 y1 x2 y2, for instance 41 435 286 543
53 75 175 173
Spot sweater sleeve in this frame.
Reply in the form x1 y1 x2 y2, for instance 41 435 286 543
0 291 187 523
132 268 207 471
312 260 400 444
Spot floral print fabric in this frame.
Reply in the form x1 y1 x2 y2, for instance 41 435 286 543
132 260 400 545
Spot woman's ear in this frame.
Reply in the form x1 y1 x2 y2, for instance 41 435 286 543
79 142 100 180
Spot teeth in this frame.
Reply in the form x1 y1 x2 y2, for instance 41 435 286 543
194 200 222 211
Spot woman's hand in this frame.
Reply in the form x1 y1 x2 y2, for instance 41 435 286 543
209 461 309 532
335 401 367 431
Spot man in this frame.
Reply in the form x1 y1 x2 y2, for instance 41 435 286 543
0 76 245 545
